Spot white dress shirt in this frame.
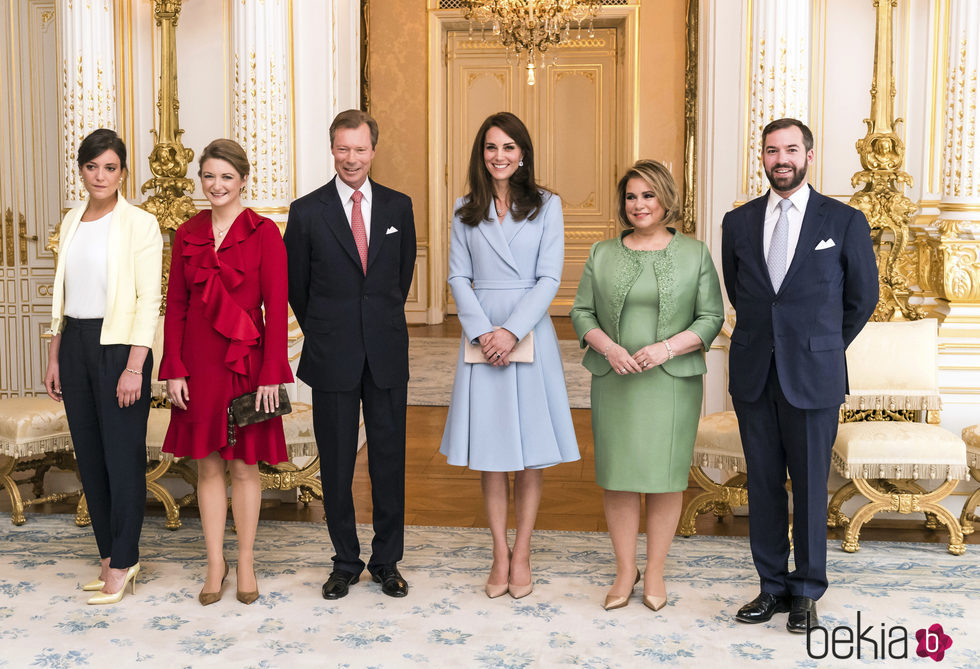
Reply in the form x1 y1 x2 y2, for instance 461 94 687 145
63 211 112 319
335 177 373 245
763 184 811 273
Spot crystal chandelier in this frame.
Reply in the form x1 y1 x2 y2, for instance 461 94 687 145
462 0 602 85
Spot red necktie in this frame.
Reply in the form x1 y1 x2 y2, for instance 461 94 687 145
351 190 368 274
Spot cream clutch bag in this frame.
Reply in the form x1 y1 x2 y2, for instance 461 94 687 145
464 328 534 364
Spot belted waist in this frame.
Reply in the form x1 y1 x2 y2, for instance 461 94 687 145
472 279 537 290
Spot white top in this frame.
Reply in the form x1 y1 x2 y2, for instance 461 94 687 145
763 184 811 273
335 177 373 244
63 210 112 319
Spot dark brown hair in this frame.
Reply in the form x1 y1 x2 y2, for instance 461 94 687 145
199 139 250 179
457 112 547 227
329 109 379 148
616 160 680 228
762 118 814 152
77 129 127 170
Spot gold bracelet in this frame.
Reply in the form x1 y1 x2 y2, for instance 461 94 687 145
662 340 675 360
125 368 143 376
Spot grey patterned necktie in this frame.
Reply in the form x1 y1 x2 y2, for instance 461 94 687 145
767 198 792 291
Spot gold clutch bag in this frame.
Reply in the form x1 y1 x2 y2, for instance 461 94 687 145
464 329 534 364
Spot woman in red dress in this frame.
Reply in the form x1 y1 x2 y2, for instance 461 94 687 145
160 139 293 606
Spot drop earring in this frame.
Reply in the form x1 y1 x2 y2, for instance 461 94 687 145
518 160 524 167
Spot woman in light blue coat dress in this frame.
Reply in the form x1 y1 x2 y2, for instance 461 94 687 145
440 112 579 600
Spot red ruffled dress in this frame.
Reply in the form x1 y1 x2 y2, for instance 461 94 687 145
159 208 293 465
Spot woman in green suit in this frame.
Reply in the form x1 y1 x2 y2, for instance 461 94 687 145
571 160 724 612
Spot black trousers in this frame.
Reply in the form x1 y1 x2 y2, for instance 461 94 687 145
732 361 839 601
313 361 406 576
59 317 151 569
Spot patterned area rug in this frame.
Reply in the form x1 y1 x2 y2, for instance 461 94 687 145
1 515 979 668
408 337 591 408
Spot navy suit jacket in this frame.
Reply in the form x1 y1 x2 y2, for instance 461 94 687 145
721 187 878 409
284 177 417 392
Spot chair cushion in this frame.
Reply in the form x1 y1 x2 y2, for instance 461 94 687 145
693 411 746 472
0 397 72 458
832 421 968 480
964 425 980 468
282 402 316 458
843 320 941 411
145 407 172 461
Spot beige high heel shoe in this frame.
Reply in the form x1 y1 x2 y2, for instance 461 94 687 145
87 564 139 605
603 569 641 611
81 578 105 592
643 594 668 611
199 559 230 606
508 557 533 599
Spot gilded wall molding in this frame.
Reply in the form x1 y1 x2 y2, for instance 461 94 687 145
60 0 116 203
744 0 809 198
681 0 697 234
232 0 291 204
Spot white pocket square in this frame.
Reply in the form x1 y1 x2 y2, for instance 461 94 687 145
815 238 836 250
386 226 399 235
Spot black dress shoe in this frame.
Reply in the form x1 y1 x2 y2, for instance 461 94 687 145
786 596 818 634
371 565 409 598
735 592 790 623
322 570 360 600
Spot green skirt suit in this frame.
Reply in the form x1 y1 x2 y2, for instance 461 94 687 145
570 230 724 492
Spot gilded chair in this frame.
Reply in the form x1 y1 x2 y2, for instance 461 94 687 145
0 397 79 524
679 411 748 536
960 425 980 535
827 319 969 555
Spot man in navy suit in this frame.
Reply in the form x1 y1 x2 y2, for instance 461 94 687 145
721 118 878 633
284 109 416 600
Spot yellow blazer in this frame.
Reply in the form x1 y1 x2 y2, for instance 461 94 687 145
49 195 163 348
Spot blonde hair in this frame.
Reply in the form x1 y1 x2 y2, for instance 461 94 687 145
616 160 680 228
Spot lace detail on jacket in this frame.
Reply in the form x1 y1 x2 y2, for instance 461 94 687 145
608 241 644 342
649 240 677 342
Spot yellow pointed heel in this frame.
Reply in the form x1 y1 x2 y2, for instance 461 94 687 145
199 559 230 606
87 563 139 605
81 578 105 592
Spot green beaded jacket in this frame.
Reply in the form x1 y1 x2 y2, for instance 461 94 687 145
570 229 724 378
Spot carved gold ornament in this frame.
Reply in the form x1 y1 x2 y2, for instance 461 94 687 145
848 0 924 322
141 0 197 309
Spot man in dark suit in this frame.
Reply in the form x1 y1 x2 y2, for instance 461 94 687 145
284 109 416 599
721 118 878 633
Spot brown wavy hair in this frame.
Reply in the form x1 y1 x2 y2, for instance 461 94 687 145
456 112 548 227
199 138 250 179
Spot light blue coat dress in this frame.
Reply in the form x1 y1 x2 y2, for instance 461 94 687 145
440 191 580 471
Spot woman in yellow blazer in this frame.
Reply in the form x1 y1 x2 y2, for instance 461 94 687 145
43 129 163 605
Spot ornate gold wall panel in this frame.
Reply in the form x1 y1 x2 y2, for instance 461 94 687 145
0 0 59 396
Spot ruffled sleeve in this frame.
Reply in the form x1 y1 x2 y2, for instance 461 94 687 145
255 218 294 385
159 219 194 380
